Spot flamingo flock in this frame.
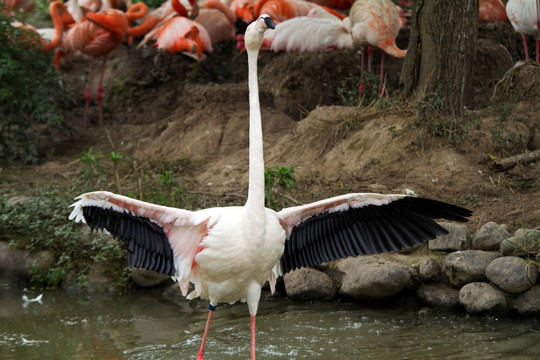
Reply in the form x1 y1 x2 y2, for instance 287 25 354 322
6 0 535 129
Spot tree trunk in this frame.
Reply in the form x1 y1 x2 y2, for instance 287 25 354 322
401 0 478 116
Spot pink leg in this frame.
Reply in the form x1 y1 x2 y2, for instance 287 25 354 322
197 305 215 360
367 46 374 72
83 57 94 131
250 315 256 360
97 56 108 128
379 52 386 96
522 35 530 61
359 46 366 101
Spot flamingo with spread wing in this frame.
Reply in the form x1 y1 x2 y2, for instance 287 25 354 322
69 13 471 360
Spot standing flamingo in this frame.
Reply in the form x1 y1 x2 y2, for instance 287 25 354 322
69 13 472 360
506 0 540 62
349 0 407 97
56 9 129 130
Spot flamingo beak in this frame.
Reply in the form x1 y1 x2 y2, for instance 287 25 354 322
263 16 275 30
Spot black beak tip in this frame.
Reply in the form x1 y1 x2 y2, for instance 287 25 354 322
263 16 275 30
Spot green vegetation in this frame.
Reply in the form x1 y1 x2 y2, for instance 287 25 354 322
0 188 129 289
0 15 74 165
264 164 297 209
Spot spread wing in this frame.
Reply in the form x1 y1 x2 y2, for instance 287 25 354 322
274 193 472 276
69 191 212 295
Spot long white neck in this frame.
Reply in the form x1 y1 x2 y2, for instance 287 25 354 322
245 47 265 214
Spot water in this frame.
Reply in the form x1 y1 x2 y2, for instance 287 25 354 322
1 281 539 360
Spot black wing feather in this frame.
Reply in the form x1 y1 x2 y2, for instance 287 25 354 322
280 196 471 274
82 205 176 276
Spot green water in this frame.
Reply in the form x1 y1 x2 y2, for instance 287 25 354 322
1 281 539 360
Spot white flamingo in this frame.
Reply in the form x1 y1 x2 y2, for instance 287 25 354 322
265 7 353 52
69 14 472 360
506 0 540 62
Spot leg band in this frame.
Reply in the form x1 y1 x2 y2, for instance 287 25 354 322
209 304 217 311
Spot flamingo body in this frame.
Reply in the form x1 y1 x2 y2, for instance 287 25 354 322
506 0 540 62
254 0 319 23
69 13 471 359
61 9 128 58
195 0 237 45
479 0 508 23
349 0 405 58
137 0 212 59
265 9 353 52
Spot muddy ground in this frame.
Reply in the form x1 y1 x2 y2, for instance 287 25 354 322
3 21 540 234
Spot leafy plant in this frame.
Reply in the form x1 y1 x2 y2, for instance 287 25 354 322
109 151 125 194
76 148 108 191
264 164 296 208
0 187 129 289
0 15 74 164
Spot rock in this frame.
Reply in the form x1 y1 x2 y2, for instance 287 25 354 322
367 183 390 193
511 287 540 316
459 282 507 314
6 195 32 205
335 256 413 301
472 222 510 250
417 283 461 310
429 222 471 251
131 268 171 288
501 229 540 256
86 266 118 293
284 267 336 301
485 256 538 294
416 257 441 282
442 250 500 287
0 241 54 281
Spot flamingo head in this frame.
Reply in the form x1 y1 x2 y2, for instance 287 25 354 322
244 14 274 52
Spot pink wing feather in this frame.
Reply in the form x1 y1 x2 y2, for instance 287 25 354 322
69 191 209 296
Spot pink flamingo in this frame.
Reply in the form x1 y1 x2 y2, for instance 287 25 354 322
349 0 407 98
137 0 212 60
479 0 508 23
69 13 472 360
506 0 540 62
253 0 322 24
306 0 353 10
195 0 237 45
56 9 129 130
